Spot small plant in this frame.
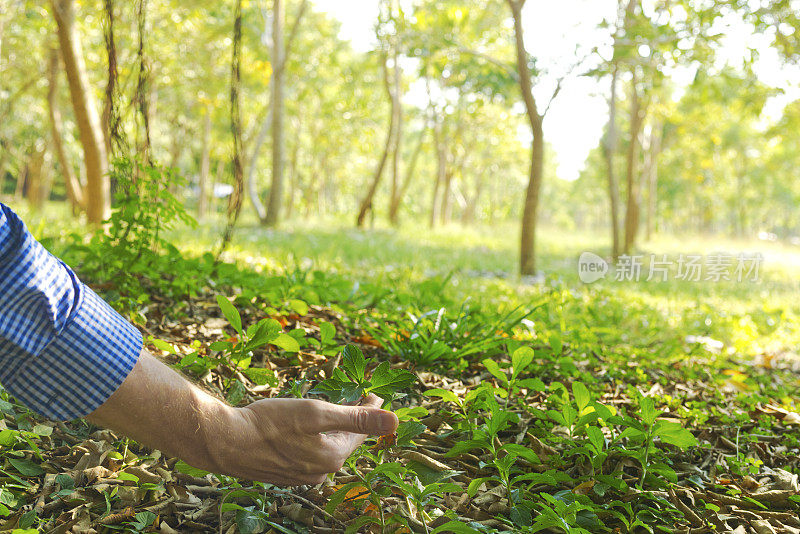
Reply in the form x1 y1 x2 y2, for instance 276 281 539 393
618 395 699 489
367 303 535 368
311 344 415 404
164 296 301 404
481 346 546 407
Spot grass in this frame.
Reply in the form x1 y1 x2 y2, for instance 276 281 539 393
164 214 800 359
11 196 800 366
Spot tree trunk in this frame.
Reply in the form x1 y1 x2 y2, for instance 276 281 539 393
246 107 271 222
645 124 660 241
264 0 285 226
623 71 643 255
47 46 86 214
51 0 110 224
14 164 26 200
462 174 485 225
356 52 395 227
101 0 116 157
388 28 403 226
430 115 445 228
603 66 621 258
198 106 212 220
0 149 7 194
218 0 244 255
388 124 427 224
286 132 300 219
508 0 545 276
26 144 47 210
439 171 453 225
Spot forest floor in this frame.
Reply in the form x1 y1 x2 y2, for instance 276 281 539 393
1 205 800 533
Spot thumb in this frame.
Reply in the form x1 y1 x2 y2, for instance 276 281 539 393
315 402 399 436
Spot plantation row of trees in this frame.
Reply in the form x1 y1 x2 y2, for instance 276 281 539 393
0 0 798 272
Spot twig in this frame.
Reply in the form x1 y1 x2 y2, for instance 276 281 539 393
668 487 704 528
261 487 345 527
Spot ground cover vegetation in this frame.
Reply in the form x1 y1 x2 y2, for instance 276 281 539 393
0 198 797 533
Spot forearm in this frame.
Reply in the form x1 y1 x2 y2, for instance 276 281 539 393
87 349 237 473
85 347 397 485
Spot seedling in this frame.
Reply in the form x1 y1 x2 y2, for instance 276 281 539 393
481 346 546 407
165 296 301 403
311 344 415 404
618 395 699 489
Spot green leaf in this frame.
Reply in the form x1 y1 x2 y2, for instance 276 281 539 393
501 443 541 464
518 377 546 392
8 458 44 477
149 338 177 354
310 368 351 402
209 341 232 352
235 508 268 534
366 362 415 399
424 388 460 405
319 321 336 345
394 406 429 421
0 488 16 507
174 460 210 478
550 330 563 356
272 333 300 352
288 299 309 315
117 472 139 483
341 344 367 382
586 426 605 453
31 424 53 437
0 429 19 447
341 383 365 404
653 421 698 448
220 503 247 513
242 367 278 386
226 379 247 406
216 295 242 334
135 512 156 527
639 396 660 427
510 505 533 527
572 381 591 412
618 427 647 441
482 358 508 385
55 474 74 490
511 346 535 379
431 521 483 534
466 477 495 498
18 509 37 529
396 421 427 446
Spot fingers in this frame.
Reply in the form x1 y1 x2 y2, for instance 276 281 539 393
358 393 383 409
312 398 399 436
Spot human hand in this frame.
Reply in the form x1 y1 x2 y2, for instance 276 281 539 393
210 394 398 485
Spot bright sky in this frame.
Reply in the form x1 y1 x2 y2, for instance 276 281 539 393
312 0 799 181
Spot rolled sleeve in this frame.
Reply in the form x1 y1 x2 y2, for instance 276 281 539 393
0 203 142 421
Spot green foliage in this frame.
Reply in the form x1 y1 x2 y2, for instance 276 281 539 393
311 344 415 403
368 304 534 368
168 296 306 403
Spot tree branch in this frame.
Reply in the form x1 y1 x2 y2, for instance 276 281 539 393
455 44 518 81
279 0 309 72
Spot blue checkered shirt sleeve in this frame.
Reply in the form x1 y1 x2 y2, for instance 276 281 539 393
0 203 142 420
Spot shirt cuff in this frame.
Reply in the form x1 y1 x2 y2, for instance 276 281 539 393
3 284 143 421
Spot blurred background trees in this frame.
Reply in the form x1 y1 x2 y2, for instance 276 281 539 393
1 0 798 272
